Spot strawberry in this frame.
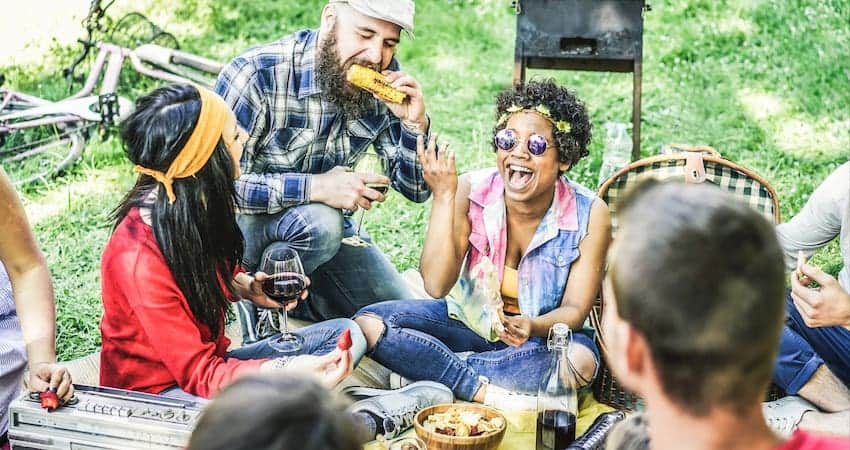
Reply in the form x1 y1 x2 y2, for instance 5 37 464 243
39 388 60 411
336 328 352 351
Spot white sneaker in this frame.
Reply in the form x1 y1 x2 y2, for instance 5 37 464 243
763 395 817 437
389 372 413 390
483 384 537 411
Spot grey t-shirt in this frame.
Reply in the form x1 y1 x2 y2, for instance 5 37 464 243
0 263 26 436
776 162 850 290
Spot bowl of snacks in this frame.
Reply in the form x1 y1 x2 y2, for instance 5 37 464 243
414 403 507 450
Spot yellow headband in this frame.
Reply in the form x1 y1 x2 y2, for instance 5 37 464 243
134 86 230 204
497 104 571 133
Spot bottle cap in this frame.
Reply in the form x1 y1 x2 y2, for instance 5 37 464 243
552 323 569 335
548 323 572 350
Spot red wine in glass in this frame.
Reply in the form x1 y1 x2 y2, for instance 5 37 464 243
260 248 305 353
536 409 576 450
262 272 306 305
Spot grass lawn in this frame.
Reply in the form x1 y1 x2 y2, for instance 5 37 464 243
2 0 848 360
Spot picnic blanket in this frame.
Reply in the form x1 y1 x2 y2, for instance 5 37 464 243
364 390 615 449
58 268 616 450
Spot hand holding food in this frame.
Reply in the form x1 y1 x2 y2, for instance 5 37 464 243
346 65 406 104
796 251 811 285
39 388 60 411
28 362 74 403
791 261 850 329
337 328 352 351
499 315 532 347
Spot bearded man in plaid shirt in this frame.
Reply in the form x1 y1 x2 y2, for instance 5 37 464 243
216 0 431 343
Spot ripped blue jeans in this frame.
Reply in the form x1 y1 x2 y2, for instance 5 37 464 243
356 299 599 401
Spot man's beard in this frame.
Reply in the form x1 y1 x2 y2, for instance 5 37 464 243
317 28 375 118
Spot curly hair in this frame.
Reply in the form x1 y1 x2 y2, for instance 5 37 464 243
493 79 592 171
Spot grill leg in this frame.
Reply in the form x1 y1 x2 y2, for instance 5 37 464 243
513 52 526 86
632 45 643 161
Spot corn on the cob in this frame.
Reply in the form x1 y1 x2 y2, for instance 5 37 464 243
345 65 406 104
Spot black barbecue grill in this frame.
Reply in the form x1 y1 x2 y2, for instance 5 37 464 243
513 0 650 159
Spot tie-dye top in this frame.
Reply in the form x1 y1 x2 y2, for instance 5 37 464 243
447 168 595 340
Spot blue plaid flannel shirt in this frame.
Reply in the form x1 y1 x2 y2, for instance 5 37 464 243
215 29 431 214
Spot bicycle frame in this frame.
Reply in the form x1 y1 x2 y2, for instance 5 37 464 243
1 40 223 132
0 1 223 185
0 90 82 134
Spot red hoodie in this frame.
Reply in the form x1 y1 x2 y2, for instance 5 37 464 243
99 208 265 398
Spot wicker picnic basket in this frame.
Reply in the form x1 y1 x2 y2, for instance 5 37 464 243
589 144 783 410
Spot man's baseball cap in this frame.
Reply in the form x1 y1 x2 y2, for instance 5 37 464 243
329 0 415 36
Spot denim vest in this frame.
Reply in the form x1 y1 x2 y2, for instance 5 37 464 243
447 169 594 338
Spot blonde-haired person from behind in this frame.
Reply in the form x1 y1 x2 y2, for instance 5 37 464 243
0 167 73 450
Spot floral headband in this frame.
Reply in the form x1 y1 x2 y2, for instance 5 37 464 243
496 104 571 133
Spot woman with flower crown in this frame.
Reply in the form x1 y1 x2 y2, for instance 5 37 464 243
352 79 611 406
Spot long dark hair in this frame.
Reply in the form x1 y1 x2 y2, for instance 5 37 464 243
112 84 243 338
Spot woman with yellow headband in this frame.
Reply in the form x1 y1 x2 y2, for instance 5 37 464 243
353 79 611 407
99 84 366 400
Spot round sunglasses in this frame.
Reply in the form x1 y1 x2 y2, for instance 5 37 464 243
493 128 551 156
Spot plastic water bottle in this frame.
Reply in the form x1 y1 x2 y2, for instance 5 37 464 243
597 122 632 187
536 323 578 450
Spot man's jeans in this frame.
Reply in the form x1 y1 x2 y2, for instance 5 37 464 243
355 299 600 401
236 203 412 342
773 290 850 394
160 318 366 402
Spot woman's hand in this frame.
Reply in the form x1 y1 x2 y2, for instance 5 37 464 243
417 134 456 200
28 362 74 401
242 272 309 311
261 350 353 388
499 315 532 347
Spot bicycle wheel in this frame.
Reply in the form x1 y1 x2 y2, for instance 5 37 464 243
110 12 180 50
0 102 90 187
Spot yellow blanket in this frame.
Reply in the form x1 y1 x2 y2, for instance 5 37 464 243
364 391 615 449
497 391 615 449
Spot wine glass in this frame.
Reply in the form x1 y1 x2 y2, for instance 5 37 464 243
341 152 388 247
260 248 306 353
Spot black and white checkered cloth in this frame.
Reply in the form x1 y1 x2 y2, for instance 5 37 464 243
600 157 779 235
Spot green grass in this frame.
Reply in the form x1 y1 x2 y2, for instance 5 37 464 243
2 0 848 360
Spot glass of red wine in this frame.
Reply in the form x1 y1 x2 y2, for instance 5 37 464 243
341 152 389 247
260 248 306 353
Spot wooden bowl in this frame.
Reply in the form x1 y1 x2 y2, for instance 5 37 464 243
414 403 507 450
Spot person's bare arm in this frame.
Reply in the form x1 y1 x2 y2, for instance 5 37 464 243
0 168 72 399
417 135 472 298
